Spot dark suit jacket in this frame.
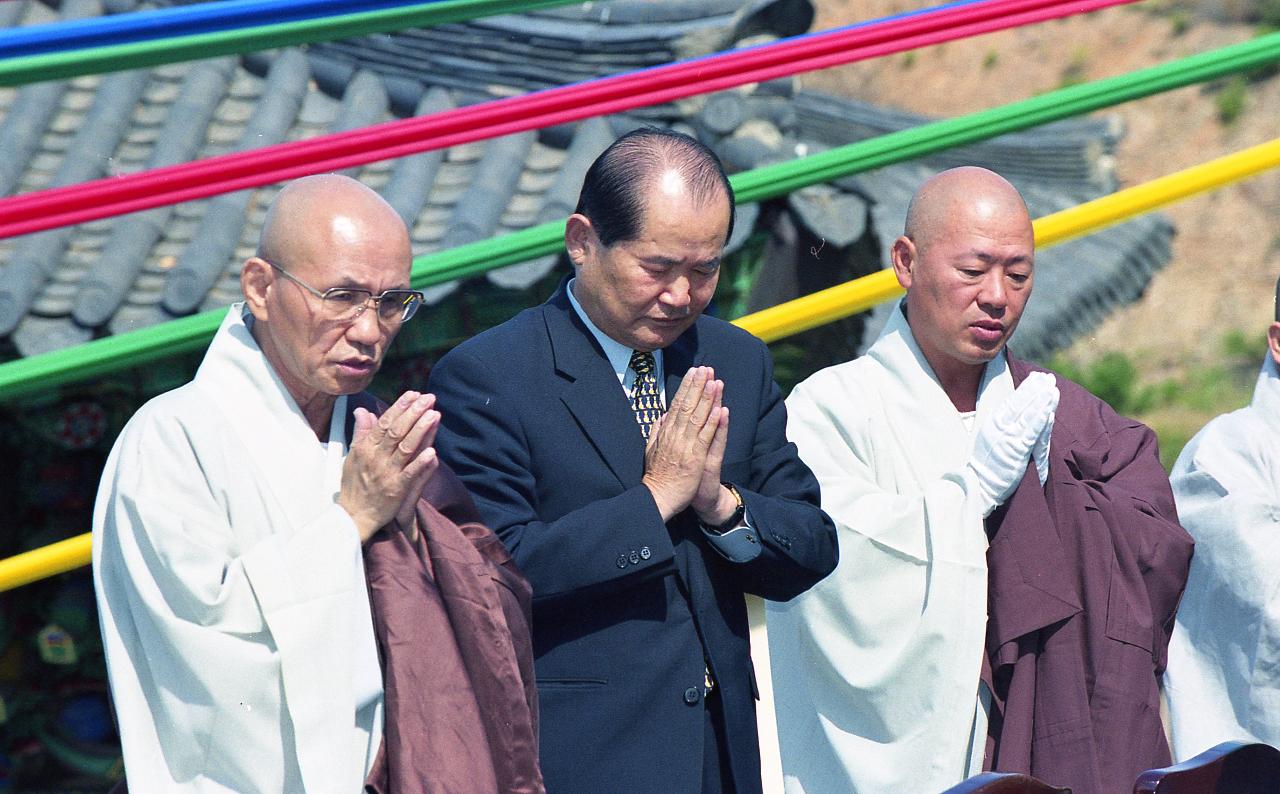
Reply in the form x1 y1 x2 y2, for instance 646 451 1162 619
429 284 838 794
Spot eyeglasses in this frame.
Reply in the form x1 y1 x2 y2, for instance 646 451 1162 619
263 259 425 324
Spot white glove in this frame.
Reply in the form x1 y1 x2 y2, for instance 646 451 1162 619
1031 404 1054 487
967 371 1059 516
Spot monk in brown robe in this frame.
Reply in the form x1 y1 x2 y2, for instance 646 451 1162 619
772 166 1193 794
95 175 540 794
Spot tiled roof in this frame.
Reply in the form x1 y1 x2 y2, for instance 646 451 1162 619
769 92 1172 359
0 0 1170 364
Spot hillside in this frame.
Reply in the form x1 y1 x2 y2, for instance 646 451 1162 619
807 0 1280 461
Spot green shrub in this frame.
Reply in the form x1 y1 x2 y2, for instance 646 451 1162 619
1261 0 1280 29
1059 47 1089 89
1089 352 1151 413
1222 328 1264 361
1216 75 1248 124
1049 351 1151 414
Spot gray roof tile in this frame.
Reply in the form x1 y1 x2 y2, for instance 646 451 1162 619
0 0 1168 364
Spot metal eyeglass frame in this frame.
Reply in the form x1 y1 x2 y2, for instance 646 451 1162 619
262 259 425 324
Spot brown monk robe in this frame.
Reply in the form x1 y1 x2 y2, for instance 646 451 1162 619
112 396 541 794
983 355 1193 793
352 393 542 794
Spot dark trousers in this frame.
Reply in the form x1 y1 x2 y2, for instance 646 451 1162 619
702 689 736 793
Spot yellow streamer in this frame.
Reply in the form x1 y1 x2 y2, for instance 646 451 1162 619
3 136 1279 593
0 534 93 592
736 136 1280 342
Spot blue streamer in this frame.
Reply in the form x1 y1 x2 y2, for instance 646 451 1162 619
0 0 441 60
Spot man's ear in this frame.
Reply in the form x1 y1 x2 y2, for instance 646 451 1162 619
564 214 596 268
1268 322 1280 367
891 235 917 290
241 257 273 321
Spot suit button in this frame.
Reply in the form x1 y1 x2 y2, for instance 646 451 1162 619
745 533 756 544
640 546 652 560
684 687 701 705
629 550 640 565
616 554 628 569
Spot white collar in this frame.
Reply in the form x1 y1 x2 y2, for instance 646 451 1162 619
868 301 1014 465
193 304 348 524
566 277 663 383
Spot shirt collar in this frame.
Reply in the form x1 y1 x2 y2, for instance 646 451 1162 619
567 277 658 380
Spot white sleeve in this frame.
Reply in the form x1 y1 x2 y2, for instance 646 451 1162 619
768 381 990 792
1166 419 1280 757
93 408 371 793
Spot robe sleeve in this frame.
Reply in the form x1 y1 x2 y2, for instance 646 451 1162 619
771 379 992 788
1055 392 1192 670
103 408 364 636
784 380 990 566
1165 414 1280 755
1171 416 1279 604
95 404 369 791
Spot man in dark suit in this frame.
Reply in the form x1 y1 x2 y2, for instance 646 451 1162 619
429 128 838 793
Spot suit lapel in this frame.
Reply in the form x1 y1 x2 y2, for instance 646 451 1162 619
544 287 646 487
662 322 701 408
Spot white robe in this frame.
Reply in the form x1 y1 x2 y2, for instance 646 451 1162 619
1165 354 1280 760
93 304 383 793
767 303 1012 794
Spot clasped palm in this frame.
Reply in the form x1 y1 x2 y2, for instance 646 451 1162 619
339 390 440 542
968 371 1059 516
641 366 731 523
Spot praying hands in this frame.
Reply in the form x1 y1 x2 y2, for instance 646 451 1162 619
640 366 734 525
339 390 441 542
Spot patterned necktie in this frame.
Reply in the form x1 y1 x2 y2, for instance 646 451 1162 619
628 350 662 440
629 350 712 692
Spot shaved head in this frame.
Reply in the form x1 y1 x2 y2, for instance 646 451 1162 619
904 166 1032 254
257 174 408 269
242 174 414 431
891 167 1035 409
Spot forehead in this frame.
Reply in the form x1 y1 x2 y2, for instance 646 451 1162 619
291 227 412 287
630 186 731 247
921 209 1034 263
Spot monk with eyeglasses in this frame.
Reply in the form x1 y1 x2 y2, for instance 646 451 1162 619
93 174 542 794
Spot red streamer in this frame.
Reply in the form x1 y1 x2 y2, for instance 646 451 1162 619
0 0 1136 240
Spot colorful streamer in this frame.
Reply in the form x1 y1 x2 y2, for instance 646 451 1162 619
0 0 1149 239
5 135 1280 591
1 34 1279 402
0 0 440 59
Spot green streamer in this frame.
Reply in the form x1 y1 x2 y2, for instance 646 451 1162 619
0 0 584 87
1 31 1278 401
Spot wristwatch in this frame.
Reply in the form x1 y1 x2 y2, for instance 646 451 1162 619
707 482 745 535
